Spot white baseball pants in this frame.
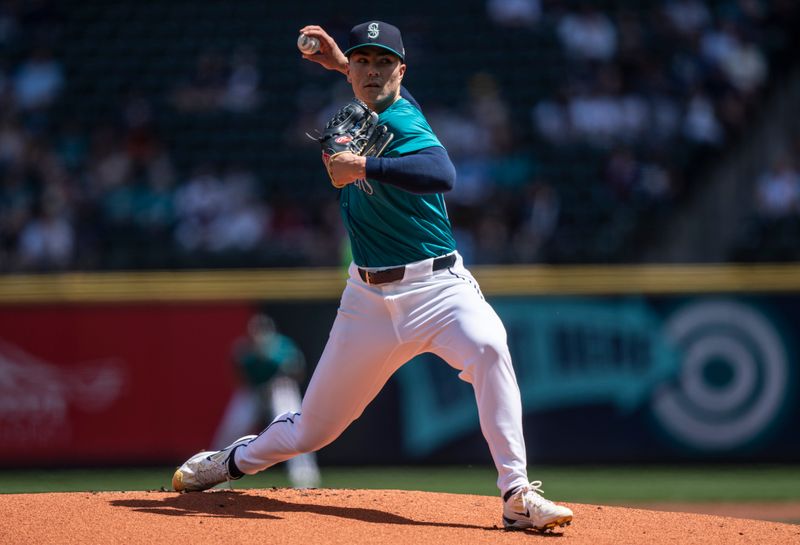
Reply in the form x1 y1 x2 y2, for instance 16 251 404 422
211 378 321 488
235 252 530 495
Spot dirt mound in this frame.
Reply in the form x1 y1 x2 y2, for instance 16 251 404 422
1 488 797 545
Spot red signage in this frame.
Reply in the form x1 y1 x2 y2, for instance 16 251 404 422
0 304 253 465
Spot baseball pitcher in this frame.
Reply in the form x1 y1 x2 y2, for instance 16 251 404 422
173 20 572 532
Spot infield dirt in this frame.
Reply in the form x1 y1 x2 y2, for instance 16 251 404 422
1 488 798 545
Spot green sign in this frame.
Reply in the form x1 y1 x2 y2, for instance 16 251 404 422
396 297 791 456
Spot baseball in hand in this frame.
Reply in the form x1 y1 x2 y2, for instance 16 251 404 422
297 34 320 55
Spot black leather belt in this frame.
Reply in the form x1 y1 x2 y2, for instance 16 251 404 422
358 254 456 285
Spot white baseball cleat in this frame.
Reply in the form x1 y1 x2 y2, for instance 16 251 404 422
172 435 257 492
502 480 573 531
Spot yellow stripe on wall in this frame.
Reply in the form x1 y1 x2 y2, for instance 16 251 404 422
0 264 799 304
473 264 800 296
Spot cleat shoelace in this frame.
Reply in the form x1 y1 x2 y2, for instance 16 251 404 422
522 480 556 509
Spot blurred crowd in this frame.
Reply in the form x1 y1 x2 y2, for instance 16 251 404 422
0 0 798 271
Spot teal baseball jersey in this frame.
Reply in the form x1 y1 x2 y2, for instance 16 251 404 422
236 334 303 387
339 97 457 267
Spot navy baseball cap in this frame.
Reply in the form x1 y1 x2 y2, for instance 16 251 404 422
344 21 405 62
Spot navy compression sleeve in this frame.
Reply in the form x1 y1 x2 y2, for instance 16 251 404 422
365 146 456 194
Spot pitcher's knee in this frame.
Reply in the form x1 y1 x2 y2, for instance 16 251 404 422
461 340 512 377
467 323 507 357
476 338 509 364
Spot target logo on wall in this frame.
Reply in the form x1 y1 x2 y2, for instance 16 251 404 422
651 300 792 451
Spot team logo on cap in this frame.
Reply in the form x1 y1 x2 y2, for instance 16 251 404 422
368 22 380 39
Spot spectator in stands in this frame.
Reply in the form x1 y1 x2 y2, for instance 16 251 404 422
133 143 176 237
426 105 485 159
17 196 74 270
87 126 132 191
531 90 572 145
173 164 269 255
662 0 712 36
535 70 647 148
0 1 796 270
636 159 673 203
173 165 225 252
683 88 724 146
557 5 617 62
718 32 768 95
12 46 63 110
207 166 269 253
221 46 262 113
701 19 740 68
755 155 800 220
208 200 268 253
570 95 615 145
486 0 541 28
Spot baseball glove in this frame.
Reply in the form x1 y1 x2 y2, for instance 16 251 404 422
313 98 393 188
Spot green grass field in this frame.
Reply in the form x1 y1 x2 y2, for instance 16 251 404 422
1 465 799 503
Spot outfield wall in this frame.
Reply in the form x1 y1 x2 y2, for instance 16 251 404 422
0 264 798 466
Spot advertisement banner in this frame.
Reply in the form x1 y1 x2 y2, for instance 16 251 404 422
0 294 797 466
396 296 798 463
0 304 253 465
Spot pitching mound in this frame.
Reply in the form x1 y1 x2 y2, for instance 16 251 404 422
2 488 798 545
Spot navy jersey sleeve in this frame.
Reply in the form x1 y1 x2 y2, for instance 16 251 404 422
365 146 455 194
400 86 422 111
